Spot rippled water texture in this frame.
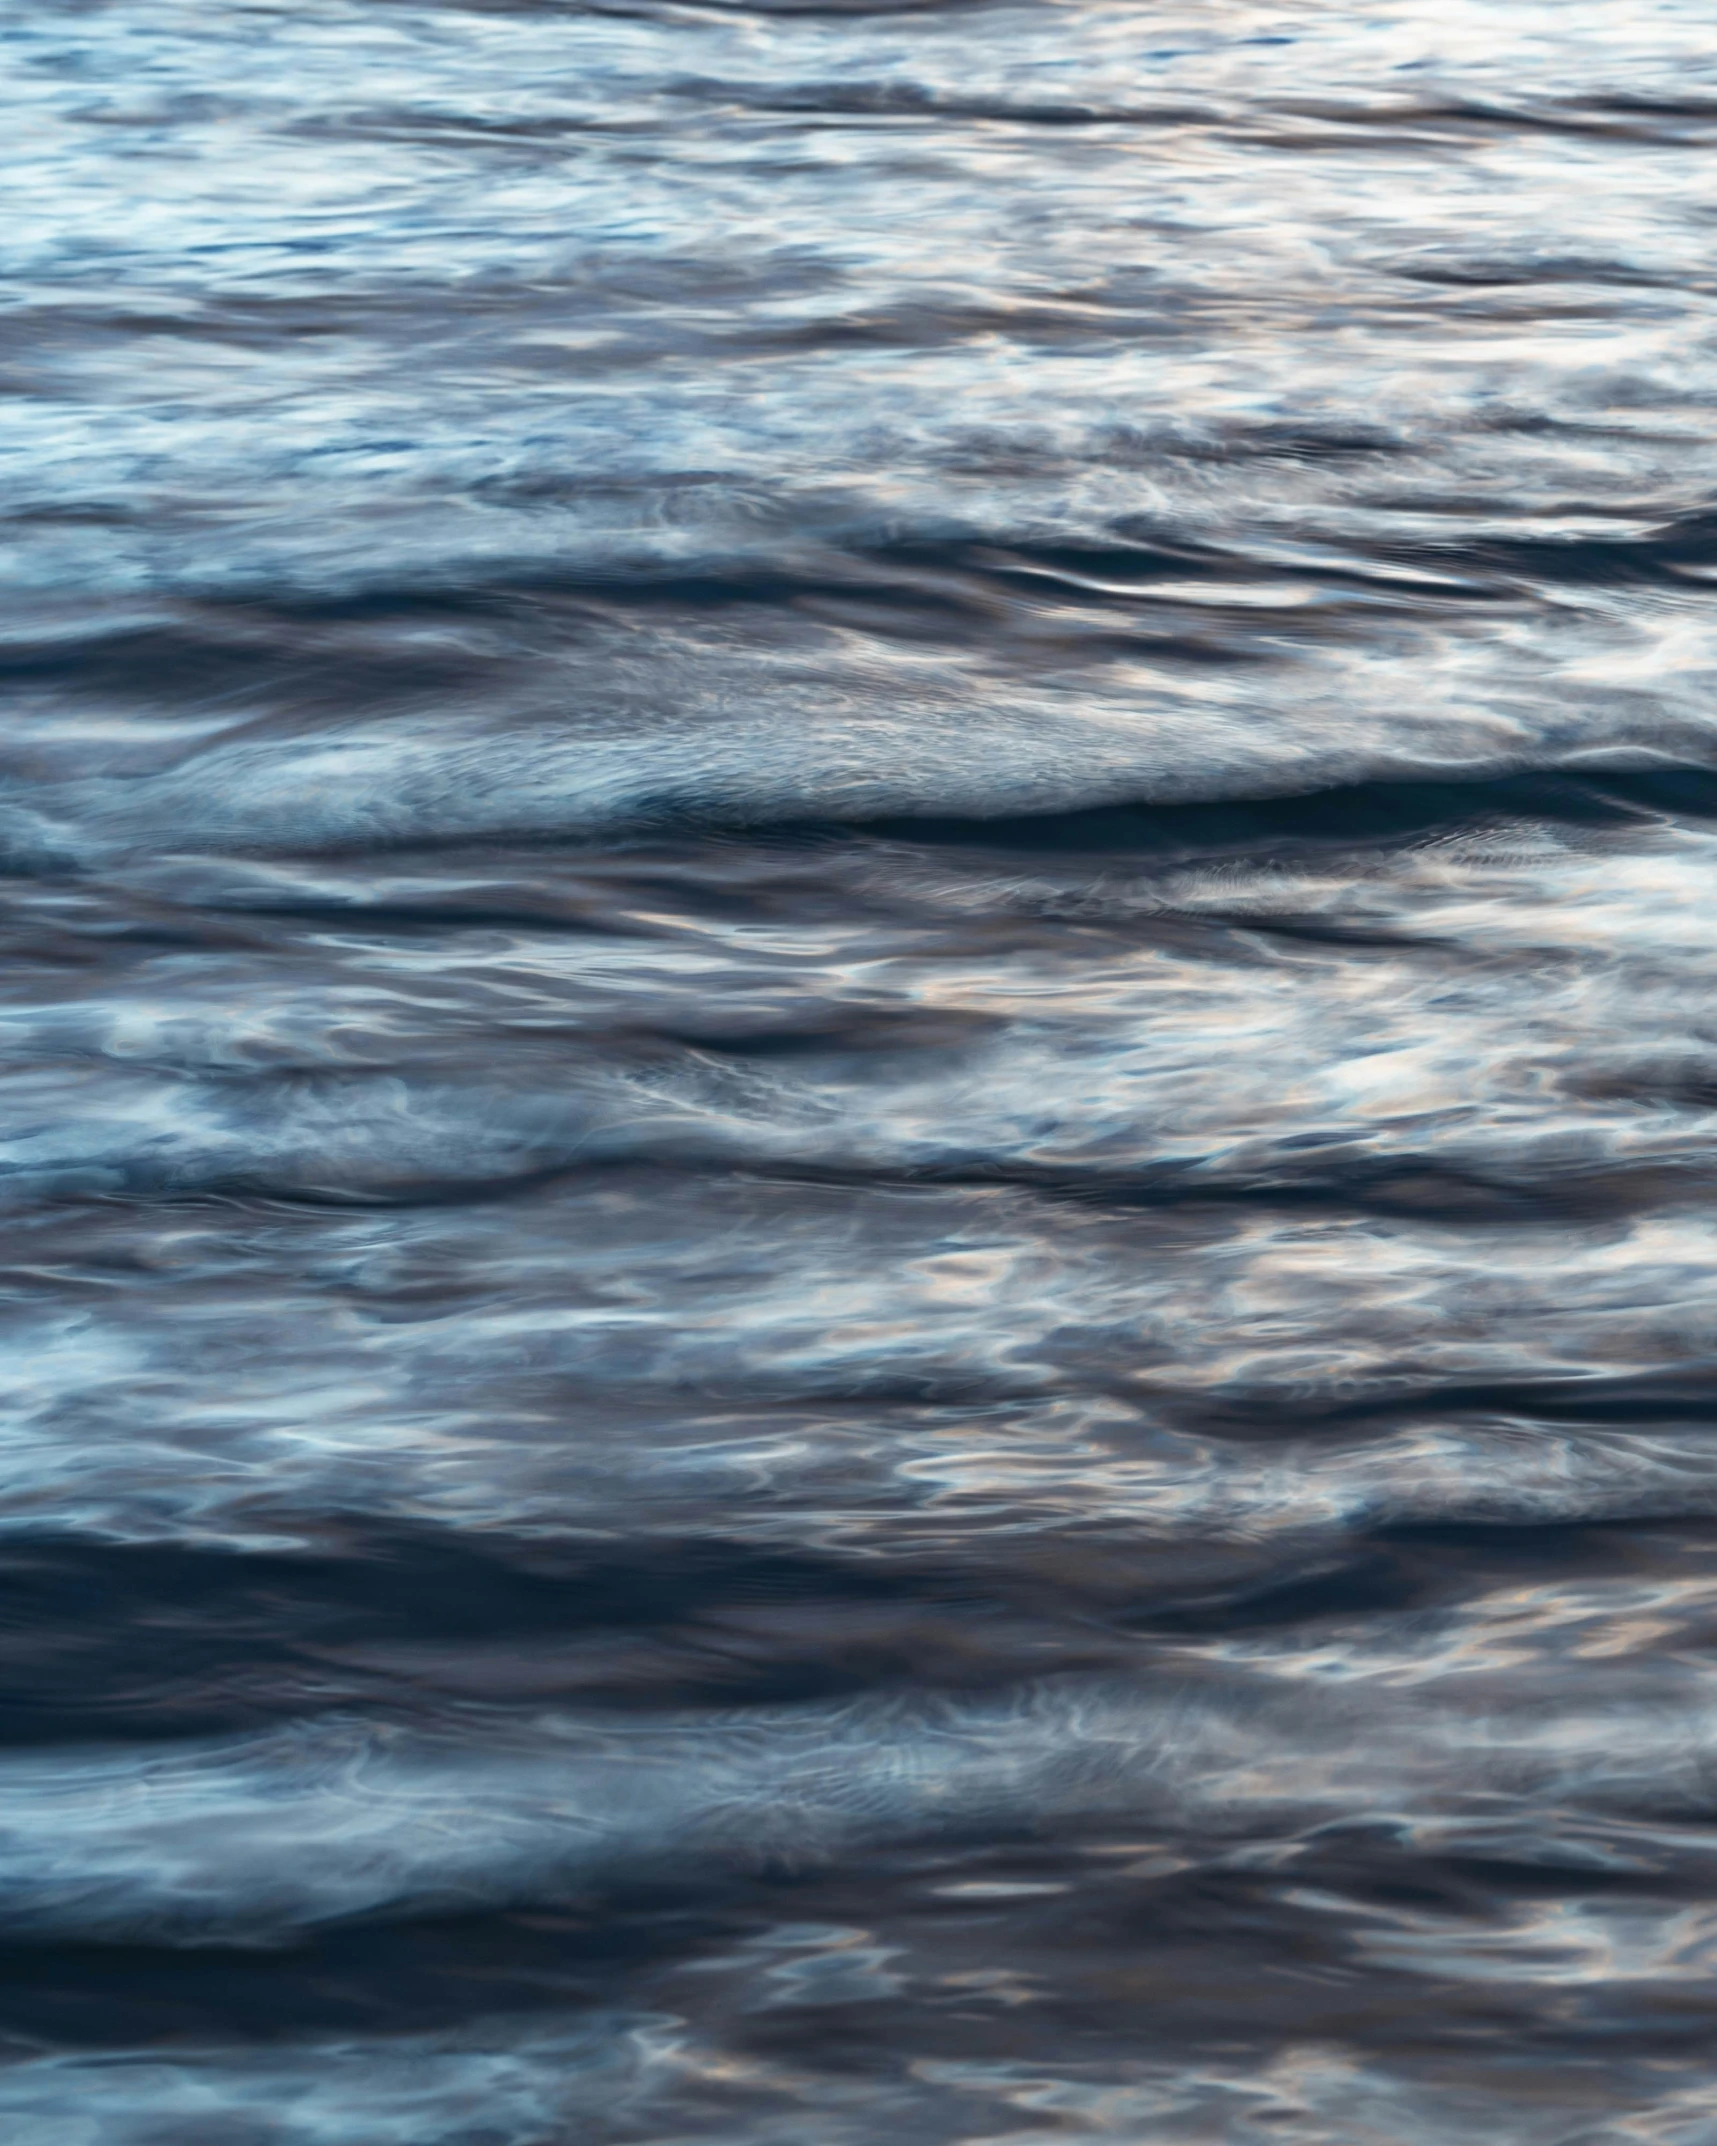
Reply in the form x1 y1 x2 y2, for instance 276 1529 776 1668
11 1 1717 2139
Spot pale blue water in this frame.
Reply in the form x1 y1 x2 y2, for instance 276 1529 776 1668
8 3 1717 2139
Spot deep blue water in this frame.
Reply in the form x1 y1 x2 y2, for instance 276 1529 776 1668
10 2 1717 2139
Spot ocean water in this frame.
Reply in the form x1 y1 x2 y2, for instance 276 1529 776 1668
9 2 1717 2139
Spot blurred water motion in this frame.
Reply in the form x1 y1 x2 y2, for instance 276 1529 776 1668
8 1 1717 2138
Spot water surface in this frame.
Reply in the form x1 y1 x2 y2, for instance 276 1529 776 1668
8 2 1717 2138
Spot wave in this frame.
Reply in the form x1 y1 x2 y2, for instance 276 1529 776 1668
0 2024 1708 2146
5 1658 1717 1945
8 649 1717 864
0 800 1715 1211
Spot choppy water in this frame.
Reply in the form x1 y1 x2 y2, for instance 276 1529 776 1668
11 1 1717 2138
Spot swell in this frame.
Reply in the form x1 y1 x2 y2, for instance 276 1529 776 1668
8 739 1717 868
11 1654 1717 1946
0 1509 1711 1745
